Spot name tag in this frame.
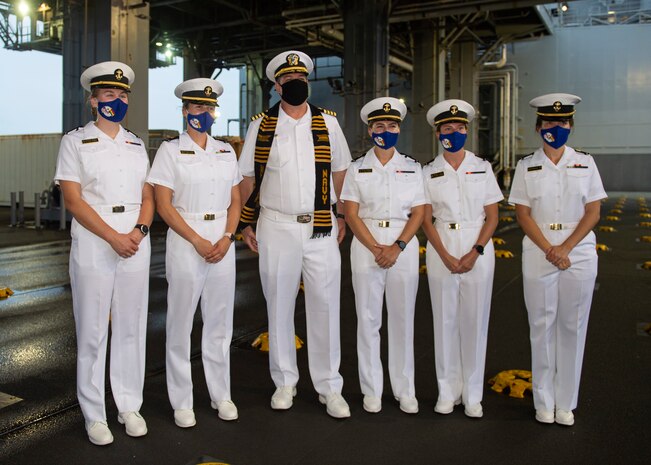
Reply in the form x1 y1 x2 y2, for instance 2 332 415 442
180 150 195 155
358 168 372 173
82 138 99 144
430 171 444 178
527 165 542 172
568 164 588 169
125 140 141 146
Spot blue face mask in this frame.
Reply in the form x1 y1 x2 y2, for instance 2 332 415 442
439 131 467 153
97 98 128 123
540 125 570 149
187 112 215 133
371 131 399 150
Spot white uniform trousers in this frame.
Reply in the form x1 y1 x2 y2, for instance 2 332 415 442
351 221 419 399
165 215 235 410
522 230 597 412
69 208 150 423
257 208 344 395
426 224 495 407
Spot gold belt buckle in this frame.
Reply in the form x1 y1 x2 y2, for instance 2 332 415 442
297 214 312 223
448 223 460 230
378 220 390 228
112 205 125 213
550 223 562 230
204 213 216 221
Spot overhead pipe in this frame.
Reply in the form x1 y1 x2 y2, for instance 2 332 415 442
482 43 507 68
287 25 415 73
479 63 519 188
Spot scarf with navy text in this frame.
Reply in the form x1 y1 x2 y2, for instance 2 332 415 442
238 101 333 237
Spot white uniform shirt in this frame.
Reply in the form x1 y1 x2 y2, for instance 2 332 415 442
508 146 607 223
340 148 427 220
238 105 352 214
54 121 149 205
147 132 242 213
422 151 503 223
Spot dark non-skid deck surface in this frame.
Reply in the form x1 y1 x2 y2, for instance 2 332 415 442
1 194 649 464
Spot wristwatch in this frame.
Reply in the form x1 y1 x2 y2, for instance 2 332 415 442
224 232 236 242
134 224 149 236
395 240 407 251
473 244 484 255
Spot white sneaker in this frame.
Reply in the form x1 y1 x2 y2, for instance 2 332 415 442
173 409 196 428
434 398 461 415
211 400 239 421
396 397 419 414
318 393 351 419
117 411 147 437
464 403 483 418
555 409 575 426
535 409 555 424
86 421 113 446
363 396 382 413
271 386 296 410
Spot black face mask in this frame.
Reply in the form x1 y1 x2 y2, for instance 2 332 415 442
280 79 309 106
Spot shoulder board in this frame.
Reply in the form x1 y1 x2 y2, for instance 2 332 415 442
403 154 420 165
251 111 266 121
575 149 591 156
125 128 141 139
65 126 83 135
522 152 534 159
213 136 228 142
164 135 179 142
352 153 366 162
319 107 337 117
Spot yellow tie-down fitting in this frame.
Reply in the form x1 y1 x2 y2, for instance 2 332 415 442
0 287 14 299
488 370 533 399
251 332 304 352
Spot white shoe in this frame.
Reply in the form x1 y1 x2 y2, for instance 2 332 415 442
363 396 382 413
117 411 147 437
464 403 483 418
555 409 575 426
434 398 461 415
535 409 555 424
173 409 196 428
318 393 351 419
86 421 113 446
396 397 419 414
211 400 239 421
271 386 296 410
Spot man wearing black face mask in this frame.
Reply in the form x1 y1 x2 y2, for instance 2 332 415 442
238 50 352 419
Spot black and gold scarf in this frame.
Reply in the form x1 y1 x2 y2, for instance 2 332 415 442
238 102 333 237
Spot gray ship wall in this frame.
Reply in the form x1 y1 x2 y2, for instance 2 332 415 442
509 24 651 191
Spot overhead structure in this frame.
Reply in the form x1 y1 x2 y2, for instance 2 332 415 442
1 0 557 162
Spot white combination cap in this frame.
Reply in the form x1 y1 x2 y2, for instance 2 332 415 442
360 97 407 124
265 50 314 81
80 61 135 92
174 78 224 105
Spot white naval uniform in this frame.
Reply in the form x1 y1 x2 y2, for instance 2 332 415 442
508 146 606 412
422 151 503 407
340 149 427 399
147 133 242 410
239 105 352 395
54 121 150 423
